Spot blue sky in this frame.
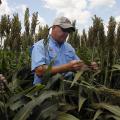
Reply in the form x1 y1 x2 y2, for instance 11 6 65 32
0 0 120 33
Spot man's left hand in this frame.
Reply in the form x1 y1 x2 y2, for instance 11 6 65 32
89 62 99 70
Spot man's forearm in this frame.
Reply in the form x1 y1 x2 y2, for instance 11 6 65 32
51 63 71 74
35 63 71 77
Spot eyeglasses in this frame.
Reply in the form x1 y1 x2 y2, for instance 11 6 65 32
60 27 72 33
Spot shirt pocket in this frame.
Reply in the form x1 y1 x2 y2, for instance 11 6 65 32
64 50 74 62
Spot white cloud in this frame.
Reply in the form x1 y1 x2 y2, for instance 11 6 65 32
37 14 46 26
115 16 120 31
14 4 27 17
12 5 46 31
89 0 116 8
0 0 27 19
104 23 108 35
35 14 47 33
43 0 87 10
0 0 46 33
42 0 91 25
0 0 11 16
28 14 46 33
41 0 118 33
115 16 120 23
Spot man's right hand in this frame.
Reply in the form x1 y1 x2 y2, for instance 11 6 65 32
68 60 88 71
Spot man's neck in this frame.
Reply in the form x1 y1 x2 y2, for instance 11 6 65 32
50 35 65 46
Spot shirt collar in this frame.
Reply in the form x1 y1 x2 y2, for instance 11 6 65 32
49 35 64 48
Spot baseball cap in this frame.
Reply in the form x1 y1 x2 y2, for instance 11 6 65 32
52 16 75 32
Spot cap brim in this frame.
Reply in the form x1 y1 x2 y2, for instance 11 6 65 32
59 24 75 32
49 24 75 32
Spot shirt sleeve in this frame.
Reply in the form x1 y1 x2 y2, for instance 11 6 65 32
73 49 80 60
74 54 80 60
31 43 46 71
67 43 80 60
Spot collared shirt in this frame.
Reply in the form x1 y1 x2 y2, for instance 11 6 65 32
31 35 80 84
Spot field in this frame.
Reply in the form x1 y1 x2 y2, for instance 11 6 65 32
0 8 120 120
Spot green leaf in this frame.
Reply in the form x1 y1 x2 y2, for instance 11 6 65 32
7 84 44 105
93 109 103 120
37 104 58 120
59 103 77 112
9 100 24 111
93 70 101 78
7 86 36 105
78 95 86 112
93 103 120 117
105 115 120 120
0 101 5 112
58 112 80 120
45 73 62 89
13 91 64 120
112 64 120 70
42 55 57 83
26 84 45 98
71 71 83 87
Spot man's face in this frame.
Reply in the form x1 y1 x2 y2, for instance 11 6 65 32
52 26 70 43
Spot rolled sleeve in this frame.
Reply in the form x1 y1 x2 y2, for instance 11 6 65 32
31 43 46 71
74 54 80 60
70 45 80 60
73 49 80 60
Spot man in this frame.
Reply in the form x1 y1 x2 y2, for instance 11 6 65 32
31 16 96 84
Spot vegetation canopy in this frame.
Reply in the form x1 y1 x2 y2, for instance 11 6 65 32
0 8 120 120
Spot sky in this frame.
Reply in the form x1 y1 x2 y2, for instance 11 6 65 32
0 0 120 34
